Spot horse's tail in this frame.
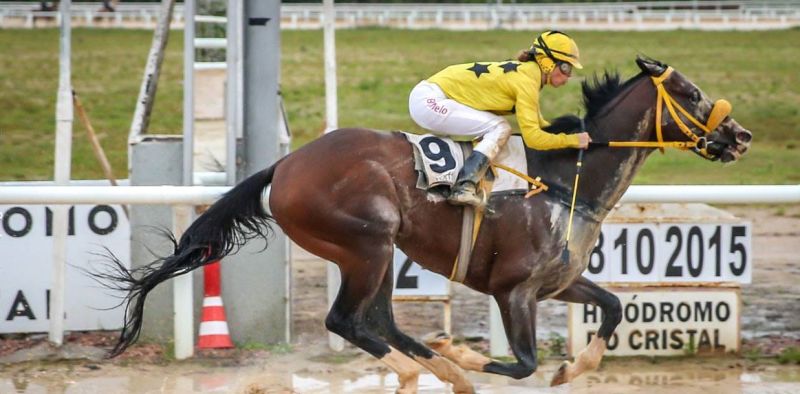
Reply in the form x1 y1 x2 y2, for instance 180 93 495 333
99 164 279 357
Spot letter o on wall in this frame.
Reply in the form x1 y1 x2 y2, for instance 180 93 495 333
88 205 118 235
625 302 640 323
3 207 32 237
716 302 731 322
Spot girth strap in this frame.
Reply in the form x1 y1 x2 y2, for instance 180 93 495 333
450 204 484 283
450 144 489 283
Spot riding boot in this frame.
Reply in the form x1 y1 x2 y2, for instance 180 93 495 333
448 151 491 207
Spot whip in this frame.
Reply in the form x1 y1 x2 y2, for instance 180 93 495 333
562 122 586 264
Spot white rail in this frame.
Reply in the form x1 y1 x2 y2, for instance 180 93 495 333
1 185 797 205
1 1 798 30
619 185 800 204
0 186 230 205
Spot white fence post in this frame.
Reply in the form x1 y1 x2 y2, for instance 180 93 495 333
50 0 73 347
323 0 345 353
172 205 194 360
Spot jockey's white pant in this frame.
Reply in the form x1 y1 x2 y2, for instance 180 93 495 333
408 80 511 160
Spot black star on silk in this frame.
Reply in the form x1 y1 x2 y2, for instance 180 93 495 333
467 63 490 78
499 62 520 73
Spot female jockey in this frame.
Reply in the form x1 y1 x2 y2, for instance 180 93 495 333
408 30 591 207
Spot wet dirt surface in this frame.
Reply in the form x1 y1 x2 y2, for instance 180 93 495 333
1 205 798 393
1 346 799 393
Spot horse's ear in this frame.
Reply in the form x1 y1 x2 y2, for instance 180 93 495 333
635 55 667 76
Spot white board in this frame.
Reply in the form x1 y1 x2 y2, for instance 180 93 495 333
583 222 751 284
0 204 129 333
568 287 740 357
392 248 449 297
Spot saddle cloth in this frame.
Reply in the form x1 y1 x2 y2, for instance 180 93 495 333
403 132 528 193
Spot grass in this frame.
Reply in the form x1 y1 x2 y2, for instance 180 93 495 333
1 28 798 183
237 341 293 354
778 347 800 365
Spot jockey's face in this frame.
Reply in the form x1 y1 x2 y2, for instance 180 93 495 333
549 65 571 88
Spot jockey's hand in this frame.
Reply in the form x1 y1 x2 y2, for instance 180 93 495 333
576 132 592 149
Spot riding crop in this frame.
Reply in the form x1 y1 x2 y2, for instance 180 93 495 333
561 148 584 264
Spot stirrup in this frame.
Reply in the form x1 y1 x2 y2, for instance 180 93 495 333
448 182 486 208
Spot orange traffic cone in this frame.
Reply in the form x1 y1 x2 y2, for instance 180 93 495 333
198 261 234 349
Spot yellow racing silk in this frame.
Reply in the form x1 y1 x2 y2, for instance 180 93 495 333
428 61 580 150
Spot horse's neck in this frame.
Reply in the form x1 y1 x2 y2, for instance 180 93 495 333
583 110 655 216
536 80 657 219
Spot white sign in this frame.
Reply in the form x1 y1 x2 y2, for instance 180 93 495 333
568 288 740 357
583 222 751 284
0 204 129 333
392 248 448 297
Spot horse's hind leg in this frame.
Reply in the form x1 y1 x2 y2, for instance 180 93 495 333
320 243 419 393
364 264 475 393
550 276 622 386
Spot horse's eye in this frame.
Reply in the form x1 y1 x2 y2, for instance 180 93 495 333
690 90 701 104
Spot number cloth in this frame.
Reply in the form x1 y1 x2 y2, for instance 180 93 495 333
403 133 530 193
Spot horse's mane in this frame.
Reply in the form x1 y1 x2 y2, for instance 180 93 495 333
544 70 647 134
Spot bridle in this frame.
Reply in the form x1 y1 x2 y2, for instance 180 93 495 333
591 66 732 160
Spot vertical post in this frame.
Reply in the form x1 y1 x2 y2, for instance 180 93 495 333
323 0 338 133
172 205 194 359
224 0 288 345
225 0 243 186
490 297 509 357
174 0 195 360
183 0 195 188
128 0 175 143
323 0 344 352
50 0 73 347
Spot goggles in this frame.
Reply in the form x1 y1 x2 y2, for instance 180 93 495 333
556 61 573 76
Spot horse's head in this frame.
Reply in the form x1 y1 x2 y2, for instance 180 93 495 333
636 57 753 162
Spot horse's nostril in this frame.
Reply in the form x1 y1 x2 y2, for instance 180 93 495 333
736 131 752 144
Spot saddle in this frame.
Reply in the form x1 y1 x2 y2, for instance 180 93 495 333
403 132 533 195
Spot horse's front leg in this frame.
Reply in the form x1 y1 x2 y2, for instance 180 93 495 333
550 276 622 386
483 284 540 378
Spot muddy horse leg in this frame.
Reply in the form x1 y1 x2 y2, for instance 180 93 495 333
318 242 420 393
434 284 539 380
422 331 493 373
364 265 475 393
550 276 622 386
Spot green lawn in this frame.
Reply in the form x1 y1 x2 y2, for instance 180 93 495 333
1 28 798 183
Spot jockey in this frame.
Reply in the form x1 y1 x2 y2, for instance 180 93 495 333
408 31 591 207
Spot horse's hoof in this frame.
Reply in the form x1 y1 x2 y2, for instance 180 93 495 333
550 361 570 386
453 384 476 394
422 331 451 347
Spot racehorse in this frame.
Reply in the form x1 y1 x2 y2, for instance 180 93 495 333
100 57 752 392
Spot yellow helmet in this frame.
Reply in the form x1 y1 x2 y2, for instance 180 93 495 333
531 31 583 74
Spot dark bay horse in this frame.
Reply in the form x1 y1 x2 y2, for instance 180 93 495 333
102 57 752 392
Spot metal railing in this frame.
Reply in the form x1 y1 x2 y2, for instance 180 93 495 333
1 1 798 30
